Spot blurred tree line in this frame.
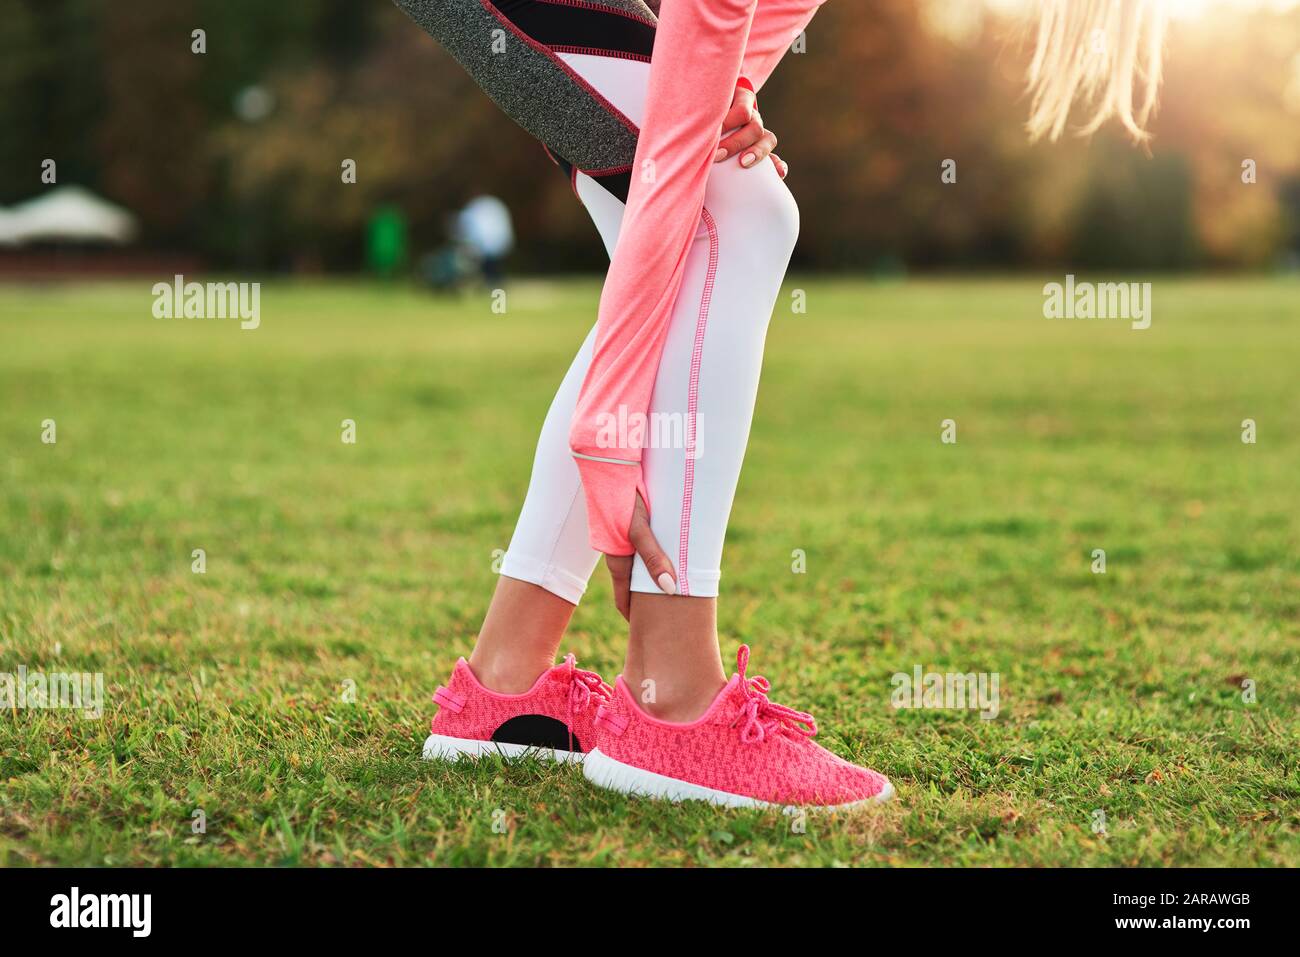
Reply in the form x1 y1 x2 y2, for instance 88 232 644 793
2 0 1297 272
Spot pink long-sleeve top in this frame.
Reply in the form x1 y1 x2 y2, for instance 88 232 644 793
569 0 827 556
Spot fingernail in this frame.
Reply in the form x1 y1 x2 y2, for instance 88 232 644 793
714 148 727 162
657 572 678 595
740 153 756 168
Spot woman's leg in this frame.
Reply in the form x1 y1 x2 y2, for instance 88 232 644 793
500 54 801 715
468 578 579 693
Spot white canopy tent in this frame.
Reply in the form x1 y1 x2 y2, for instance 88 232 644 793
0 185 139 246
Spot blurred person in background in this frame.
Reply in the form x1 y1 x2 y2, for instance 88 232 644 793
453 194 515 286
402 0 1167 809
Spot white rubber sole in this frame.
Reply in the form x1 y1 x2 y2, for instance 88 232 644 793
422 733 585 764
583 748 894 810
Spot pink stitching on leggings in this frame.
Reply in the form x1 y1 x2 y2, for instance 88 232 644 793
677 207 719 597
549 45 652 63
580 162 634 177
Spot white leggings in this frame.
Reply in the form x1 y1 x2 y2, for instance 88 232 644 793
500 53 800 603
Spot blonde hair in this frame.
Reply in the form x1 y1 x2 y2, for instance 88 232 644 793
1026 0 1168 142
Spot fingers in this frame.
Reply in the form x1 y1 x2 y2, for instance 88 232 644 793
771 153 789 179
738 128 778 170
605 494 679 619
715 115 761 163
605 554 633 621
714 84 779 171
627 494 678 596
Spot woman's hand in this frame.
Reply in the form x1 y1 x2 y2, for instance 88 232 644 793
605 493 678 620
714 83 787 179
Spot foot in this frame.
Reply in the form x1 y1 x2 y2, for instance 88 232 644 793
583 645 893 808
423 654 611 763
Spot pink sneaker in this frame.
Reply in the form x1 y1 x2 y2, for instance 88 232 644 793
583 646 893 808
422 654 611 764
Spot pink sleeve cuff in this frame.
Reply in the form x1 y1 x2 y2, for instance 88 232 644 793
571 455 647 556
568 0 758 557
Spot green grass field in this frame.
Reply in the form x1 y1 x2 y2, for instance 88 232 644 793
2 276 1298 866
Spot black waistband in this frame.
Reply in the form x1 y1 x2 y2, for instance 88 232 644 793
492 0 656 60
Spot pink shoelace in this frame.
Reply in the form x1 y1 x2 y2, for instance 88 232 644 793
730 645 818 745
564 653 611 754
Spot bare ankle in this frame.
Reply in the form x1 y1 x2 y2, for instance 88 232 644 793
623 592 726 722
623 669 726 723
466 651 551 695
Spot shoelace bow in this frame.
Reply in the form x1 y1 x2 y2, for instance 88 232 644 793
564 653 611 753
730 644 818 745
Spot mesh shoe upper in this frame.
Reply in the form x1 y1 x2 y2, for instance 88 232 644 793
431 654 611 754
593 646 889 806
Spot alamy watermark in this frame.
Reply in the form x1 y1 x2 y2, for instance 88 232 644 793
1043 274 1151 330
152 275 260 330
1 665 104 719
595 405 702 459
891 665 999 719
50 887 150 937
